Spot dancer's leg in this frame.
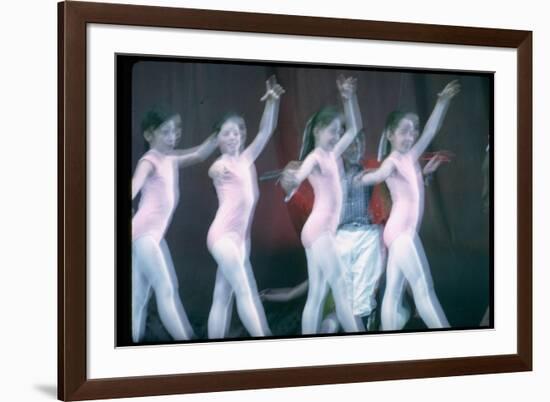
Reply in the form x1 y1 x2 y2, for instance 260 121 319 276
243 237 268 331
312 234 364 333
158 239 195 337
243 256 271 331
302 247 329 334
381 242 407 331
207 268 235 339
132 245 152 343
210 236 271 337
320 312 340 334
159 239 181 288
392 234 449 328
133 236 195 340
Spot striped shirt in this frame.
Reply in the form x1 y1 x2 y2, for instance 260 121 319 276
339 163 372 228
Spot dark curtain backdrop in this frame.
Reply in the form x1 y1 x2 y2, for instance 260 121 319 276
118 56 492 344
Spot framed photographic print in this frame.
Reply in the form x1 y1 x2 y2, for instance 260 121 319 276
58 1 532 400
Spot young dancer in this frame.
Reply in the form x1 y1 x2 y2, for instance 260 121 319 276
132 112 217 342
262 132 446 333
281 76 365 334
355 80 460 330
261 133 385 333
207 76 284 339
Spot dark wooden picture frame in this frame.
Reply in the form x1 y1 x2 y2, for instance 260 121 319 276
58 1 532 400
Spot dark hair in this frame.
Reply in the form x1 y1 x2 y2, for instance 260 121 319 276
141 109 169 133
298 106 342 160
376 110 419 159
384 110 419 136
212 112 245 136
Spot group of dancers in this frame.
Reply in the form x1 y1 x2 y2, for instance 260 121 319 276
130 74 460 343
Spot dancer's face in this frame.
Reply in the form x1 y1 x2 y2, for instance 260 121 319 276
150 117 181 151
388 117 418 154
218 117 246 156
315 117 344 152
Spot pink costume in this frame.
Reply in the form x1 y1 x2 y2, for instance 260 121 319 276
207 157 259 250
301 148 344 248
380 150 449 330
383 151 425 247
132 149 179 244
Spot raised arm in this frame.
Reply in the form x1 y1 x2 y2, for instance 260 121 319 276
131 160 154 200
242 76 285 163
410 80 460 160
170 133 218 168
333 76 363 157
355 157 395 187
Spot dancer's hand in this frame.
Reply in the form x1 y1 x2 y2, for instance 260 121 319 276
352 169 374 187
260 75 285 101
210 163 234 183
437 80 461 101
423 155 444 176
337 75 357 100
220 165 234 181
352 171 365 188
280 161 301 195
281 171 299 195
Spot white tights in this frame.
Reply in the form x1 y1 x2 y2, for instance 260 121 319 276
207 235 272 338
381 232 449 330
132 236 195 342
302 233 365 334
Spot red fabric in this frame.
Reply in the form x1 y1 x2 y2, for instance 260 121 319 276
286 182 314 234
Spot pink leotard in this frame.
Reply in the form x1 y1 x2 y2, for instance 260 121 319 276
383 151 424 247
132 149 179 244
207 156 259 250
301 148 344 248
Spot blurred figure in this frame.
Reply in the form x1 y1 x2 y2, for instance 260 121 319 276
132 111 217 342
281 76 364 334
355 80 460 330
206 76 284 339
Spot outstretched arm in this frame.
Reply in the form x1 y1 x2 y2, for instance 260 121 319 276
410 80 460 160
333 76 363 157
242 76 285 163
131 160 154 200
260 280 309 302
280 153 318 200
170 133 218 168
422 151 453 185
355 157 395 187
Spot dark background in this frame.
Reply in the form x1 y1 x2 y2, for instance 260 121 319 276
116 55 492 346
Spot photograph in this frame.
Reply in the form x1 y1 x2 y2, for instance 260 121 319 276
55 1 533 400
116 56 493 346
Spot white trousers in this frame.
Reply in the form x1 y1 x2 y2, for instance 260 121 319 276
335 225 385 317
